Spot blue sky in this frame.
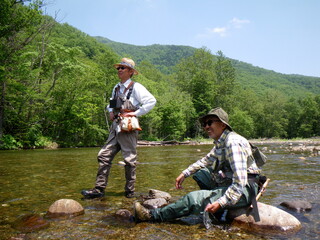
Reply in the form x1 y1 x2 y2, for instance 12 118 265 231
44 0 320 77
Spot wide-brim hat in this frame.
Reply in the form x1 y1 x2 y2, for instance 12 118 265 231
199 107 233 131
114 57 138 75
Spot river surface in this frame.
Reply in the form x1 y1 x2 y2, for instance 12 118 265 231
0 142 319 239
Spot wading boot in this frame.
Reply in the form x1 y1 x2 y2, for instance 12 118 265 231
125 191 135 198
81 188 105 199
134 202 152 222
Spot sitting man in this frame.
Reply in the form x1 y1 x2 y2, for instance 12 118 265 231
134 107 262 222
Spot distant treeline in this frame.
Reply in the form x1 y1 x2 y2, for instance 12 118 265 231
0 0 319 149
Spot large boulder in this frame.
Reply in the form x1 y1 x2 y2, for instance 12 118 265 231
228 202 301 235
45 199 84 219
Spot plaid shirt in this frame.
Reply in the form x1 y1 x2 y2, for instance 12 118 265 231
182 129 261 207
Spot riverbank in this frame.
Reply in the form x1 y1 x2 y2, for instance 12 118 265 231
138 137 320 146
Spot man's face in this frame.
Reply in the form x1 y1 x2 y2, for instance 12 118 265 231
117 66 133 82
202 117 226 141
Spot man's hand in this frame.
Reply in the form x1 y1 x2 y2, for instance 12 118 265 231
205 202 221 214
175 173 185 189
109 112 115 121
122 112 136 117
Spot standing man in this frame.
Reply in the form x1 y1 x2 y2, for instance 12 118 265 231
134 107 262 222
82 58 156 199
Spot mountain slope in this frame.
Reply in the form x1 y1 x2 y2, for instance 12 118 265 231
94 36 196 74
95 36 320 98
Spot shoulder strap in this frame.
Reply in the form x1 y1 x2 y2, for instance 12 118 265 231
114 81 135 99
125 81 135 99
113 85 120 99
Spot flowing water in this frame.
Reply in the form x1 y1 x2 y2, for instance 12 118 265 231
0 142 319 239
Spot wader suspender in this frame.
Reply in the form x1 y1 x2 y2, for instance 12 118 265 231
126 81 134 99
114 81 135 99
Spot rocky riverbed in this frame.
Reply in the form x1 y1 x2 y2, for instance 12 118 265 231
138 137 320 156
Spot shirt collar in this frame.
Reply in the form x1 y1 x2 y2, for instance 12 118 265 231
214 129 232 148
120 79 132 88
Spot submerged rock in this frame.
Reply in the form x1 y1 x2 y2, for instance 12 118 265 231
280 200 312 212
228 202 301 235
115 209 133 219
12 214 50 233
45 199 84 219
8 233 29 240
112 209 135 226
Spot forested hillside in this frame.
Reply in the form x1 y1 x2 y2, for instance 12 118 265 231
95 36 320 99
94 36 196 74
1 0 319 150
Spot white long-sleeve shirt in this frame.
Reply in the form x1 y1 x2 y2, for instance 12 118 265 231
108 79 156 117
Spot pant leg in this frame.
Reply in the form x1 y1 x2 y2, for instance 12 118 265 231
152 190 219 222
192 167 217 190
117 130 138 193
152 184 257 222
95 122 120 190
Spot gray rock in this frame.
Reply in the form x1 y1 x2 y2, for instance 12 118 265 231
280 200 312 212
148 189 172 201
228 202 301 235
45 199 84 219
143 197 168 209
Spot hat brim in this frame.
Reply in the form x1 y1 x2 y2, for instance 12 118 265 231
199 114 233 131
114 64 138 75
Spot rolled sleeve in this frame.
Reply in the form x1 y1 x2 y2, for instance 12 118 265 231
132 83 156 116
182 149 216 177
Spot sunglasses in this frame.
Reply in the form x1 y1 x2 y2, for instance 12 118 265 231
202 119 221 128
116 66 127 70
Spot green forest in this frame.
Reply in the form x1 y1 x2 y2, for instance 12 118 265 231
1 0 320 150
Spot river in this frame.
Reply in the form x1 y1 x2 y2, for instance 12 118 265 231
0 142 319 239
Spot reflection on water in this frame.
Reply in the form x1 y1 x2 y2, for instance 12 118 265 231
0 143 319 239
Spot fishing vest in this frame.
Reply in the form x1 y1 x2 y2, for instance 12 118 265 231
111 81 138 115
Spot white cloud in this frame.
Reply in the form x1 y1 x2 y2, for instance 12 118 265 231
230 17 250 29
196 27 227 39
196 17 250 39
210 27 227 37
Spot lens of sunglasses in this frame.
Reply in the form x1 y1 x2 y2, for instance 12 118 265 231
203 120 213 127
202 119 220 127
117 66 126 70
